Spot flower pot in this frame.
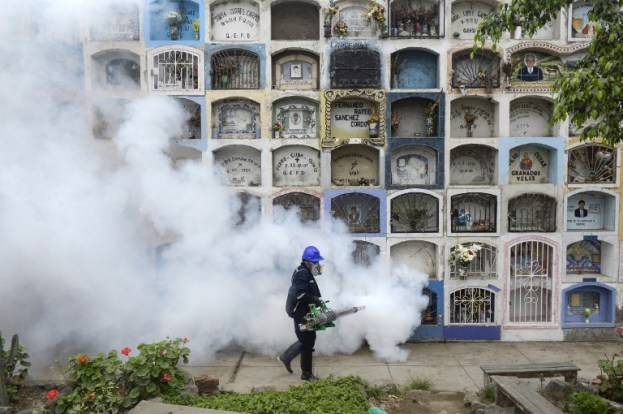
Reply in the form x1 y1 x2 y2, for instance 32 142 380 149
585 318 589 323
368 122 379 137
512 26 522 39
324 24 332 38
274 131 281 138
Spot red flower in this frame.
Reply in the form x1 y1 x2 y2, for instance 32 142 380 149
88 392 97 399
121 347 131 356
181 337 189 343
78 355 89 363
47 389 60 400
162 372 172 381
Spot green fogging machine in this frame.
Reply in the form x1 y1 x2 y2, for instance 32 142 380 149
299 301 366 332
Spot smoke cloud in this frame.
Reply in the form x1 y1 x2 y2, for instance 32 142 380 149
0 0 428 373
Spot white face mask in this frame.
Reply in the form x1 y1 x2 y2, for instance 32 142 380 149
311 263 323 276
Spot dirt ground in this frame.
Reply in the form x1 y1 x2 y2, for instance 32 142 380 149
376 390 472 414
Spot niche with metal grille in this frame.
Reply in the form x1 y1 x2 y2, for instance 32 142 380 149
152 50 199 91
452 49 501 89
450 288 495 324
352 241 380 267
509 240 553 323
330 48 381 89
211 49 259 89
508 193 556 232
449 243 497 279
273 192 320 223
450 193 497 233
331 193 380 233
568 144 616 184
390 193 439 233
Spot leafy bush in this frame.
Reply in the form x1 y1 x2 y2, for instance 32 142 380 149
166 375 371 414
52 337 190 413
596 352 623 403
0 332 30 404
573 391 609 414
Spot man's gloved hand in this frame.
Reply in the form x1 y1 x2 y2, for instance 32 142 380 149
312 296 323 306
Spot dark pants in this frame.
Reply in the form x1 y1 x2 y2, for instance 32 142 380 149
294 317 316 351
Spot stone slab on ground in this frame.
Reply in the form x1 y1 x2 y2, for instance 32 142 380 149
127 400 247 414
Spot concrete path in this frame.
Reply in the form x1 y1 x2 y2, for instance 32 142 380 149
128 341 623 414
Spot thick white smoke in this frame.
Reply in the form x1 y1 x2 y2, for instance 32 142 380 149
0 0 429 372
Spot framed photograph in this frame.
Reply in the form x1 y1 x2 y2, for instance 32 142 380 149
290 63 302 79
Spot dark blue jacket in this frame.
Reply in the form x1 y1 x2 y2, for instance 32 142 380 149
285 262 322 319
517 66 543 82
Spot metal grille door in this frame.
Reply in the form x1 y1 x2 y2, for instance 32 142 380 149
509 240 553 323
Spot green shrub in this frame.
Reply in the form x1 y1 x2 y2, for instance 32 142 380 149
53 337 190 413
573 390 609 414
166 375 371 414
596 353 623 403
0 332 30 405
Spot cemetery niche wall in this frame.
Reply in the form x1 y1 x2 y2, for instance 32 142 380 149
390 144 438 186
450 0 495 40
330 144 379 186
210 0 260 41
449 145 497 185
390 49 438 89
450 97 496 138
214 145 261 186
506 44 588 93
272 52 318 90
148 0 200 42
322 89 386 147
273 98 318 139
213 99 259 139
272 145 320 187
508 145 550 184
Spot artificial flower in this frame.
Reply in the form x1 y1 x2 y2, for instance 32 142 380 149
121 347 132 356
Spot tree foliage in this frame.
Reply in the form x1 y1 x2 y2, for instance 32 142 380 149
473 0 623 146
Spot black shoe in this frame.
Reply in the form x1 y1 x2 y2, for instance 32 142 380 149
277 355 293 374
301 372 318 381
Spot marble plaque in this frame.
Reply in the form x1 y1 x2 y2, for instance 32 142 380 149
215 146 261 186
216 101 258 139
508 145 549 184
276 60 314 90
450 148 494 185
509 100 552 137
330 99 376 138
450 1 495 39
450 99 495 138
331 145 378 186
274 102 317 138
338 6 375 37
391 146 437 186
273 146 320 187
567 193 604 230
211 0 260 41
390 241 437 278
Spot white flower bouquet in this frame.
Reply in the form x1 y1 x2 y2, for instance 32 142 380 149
450 243 482 268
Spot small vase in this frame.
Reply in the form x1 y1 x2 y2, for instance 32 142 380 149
274 131 281 139
194 32 199 40
585 318 589 323
368 122 379 137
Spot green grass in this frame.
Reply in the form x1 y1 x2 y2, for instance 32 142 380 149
403 376 434 391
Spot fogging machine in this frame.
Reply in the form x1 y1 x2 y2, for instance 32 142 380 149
299 300 365 331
